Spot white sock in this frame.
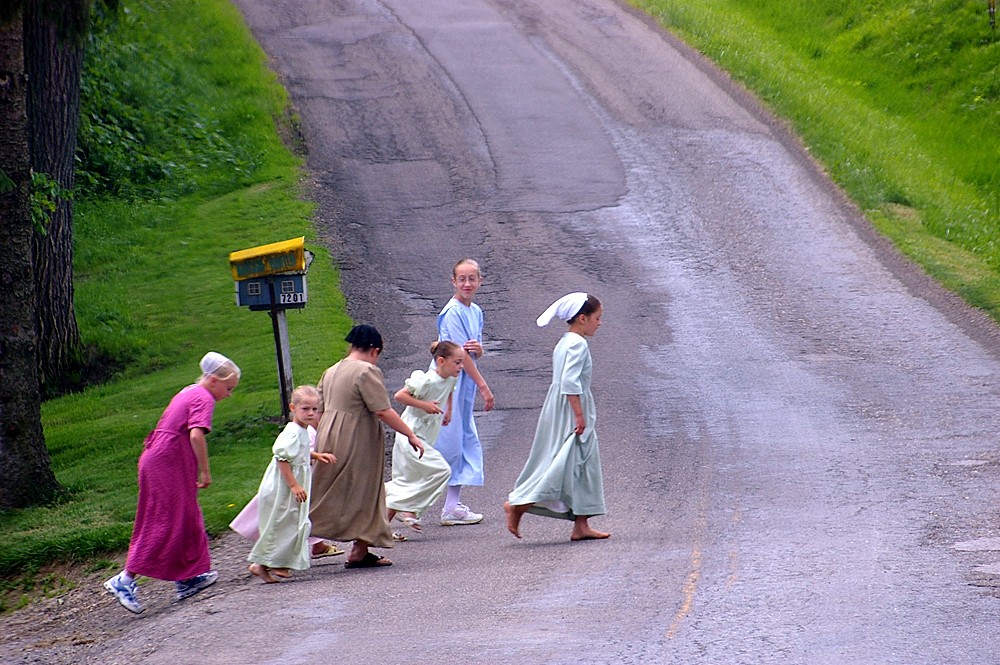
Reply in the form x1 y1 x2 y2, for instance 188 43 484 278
120 571 134 583
444 485 462 513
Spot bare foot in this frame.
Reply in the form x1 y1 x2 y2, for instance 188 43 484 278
270 568 291 578
570 527 610 541
248 563 277 583
504 501 526 539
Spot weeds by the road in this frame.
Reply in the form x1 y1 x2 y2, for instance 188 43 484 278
0 0 352 584
632 0 1000 317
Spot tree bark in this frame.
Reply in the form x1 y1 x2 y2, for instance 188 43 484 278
0 7 61 510
25 0 83 387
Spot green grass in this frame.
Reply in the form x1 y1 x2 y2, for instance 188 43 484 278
0 0 352 578
631 0 1000 315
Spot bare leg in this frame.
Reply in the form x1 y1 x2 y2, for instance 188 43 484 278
347 540 369 564
248 563 277 583
504 501 531 539
386 508 397 522
570 516 610 541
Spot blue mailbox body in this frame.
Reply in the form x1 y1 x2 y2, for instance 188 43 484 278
235 274 307 311
229 237 311 312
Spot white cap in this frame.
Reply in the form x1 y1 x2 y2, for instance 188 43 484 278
200 351 240 378
536 292 589 327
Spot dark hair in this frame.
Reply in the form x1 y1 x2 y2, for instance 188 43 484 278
430 340 462 359
568 294 601 324
345 324 383 351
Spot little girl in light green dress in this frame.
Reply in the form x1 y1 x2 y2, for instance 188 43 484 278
384 341 463 538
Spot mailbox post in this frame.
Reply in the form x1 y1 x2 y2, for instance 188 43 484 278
229 237 313 422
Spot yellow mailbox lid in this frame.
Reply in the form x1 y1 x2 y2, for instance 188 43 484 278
229 237 306 280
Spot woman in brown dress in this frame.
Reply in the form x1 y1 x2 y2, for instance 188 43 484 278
309 325 424 568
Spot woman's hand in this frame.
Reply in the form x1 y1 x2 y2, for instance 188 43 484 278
408 435 425 459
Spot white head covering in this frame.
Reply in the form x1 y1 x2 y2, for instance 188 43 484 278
200 351 240 378
536 292 589 327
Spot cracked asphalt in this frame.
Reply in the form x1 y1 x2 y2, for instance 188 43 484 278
5 1 1000 663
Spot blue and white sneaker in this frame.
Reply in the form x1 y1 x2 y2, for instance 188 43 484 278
175 570 218 600
103 573 144 614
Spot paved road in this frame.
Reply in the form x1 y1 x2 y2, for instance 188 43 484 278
31 0 1000 663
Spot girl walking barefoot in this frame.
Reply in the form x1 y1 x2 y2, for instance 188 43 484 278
504 293 610 542
248 386 336 583
435 259 495 526
385 341 463 539
104 352 240 614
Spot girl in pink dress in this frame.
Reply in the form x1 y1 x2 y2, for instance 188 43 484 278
104 352 240 614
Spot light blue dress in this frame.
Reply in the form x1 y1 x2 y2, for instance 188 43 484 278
384 370 456 516
508 332 605 520
434 297 485 486
248 422 312 570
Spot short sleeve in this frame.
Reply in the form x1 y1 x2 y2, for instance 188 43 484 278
559 337 589 396
437 303 470 344
403 370 432 398
272 423 306 462
187 386 216 432
357 364 392 413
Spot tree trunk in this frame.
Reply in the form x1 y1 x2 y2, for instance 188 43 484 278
25 0 83 387
0 8 61 510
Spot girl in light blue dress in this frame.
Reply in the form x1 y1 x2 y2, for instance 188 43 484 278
434 259 495 526
505 293 610 542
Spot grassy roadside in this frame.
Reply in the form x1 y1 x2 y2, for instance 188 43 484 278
630 0 1000 316
0 0 351 609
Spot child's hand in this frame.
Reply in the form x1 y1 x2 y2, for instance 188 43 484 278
573 415 586 435
478 384 495 412
442 411 451 426
197 470 212 489
313 452 336 465
292 485 307 502
422 400 443 415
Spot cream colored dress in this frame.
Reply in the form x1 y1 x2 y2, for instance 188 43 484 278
247 422 312 570
309 358 394 548
384 370 456 517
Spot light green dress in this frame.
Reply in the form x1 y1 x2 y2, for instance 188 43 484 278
508 332 605 519
384 370 456 517
248 421 312 570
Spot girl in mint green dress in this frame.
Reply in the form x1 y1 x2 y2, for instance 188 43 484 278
505 293 610 542
385 341 463 537
248 386 335 583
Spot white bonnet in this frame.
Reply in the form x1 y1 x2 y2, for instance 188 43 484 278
200 351 240 378
536 292 589 327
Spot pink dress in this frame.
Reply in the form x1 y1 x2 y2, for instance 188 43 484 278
126 384 215 581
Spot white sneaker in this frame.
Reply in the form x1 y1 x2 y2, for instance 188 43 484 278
440 504 484 526
104 573 144 614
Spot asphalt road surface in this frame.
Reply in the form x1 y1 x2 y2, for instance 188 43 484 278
9 1 1000 663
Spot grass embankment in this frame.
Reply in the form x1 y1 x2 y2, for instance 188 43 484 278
632 0 1000 315
0 0 351 609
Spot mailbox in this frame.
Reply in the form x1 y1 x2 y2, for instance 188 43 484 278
229 237 306 280
229 237 311 311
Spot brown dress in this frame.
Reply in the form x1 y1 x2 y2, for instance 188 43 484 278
309 358 394 548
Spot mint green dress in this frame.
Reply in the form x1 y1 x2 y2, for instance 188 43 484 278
508 332 605 519
384 370 456 517
248 421 312 570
